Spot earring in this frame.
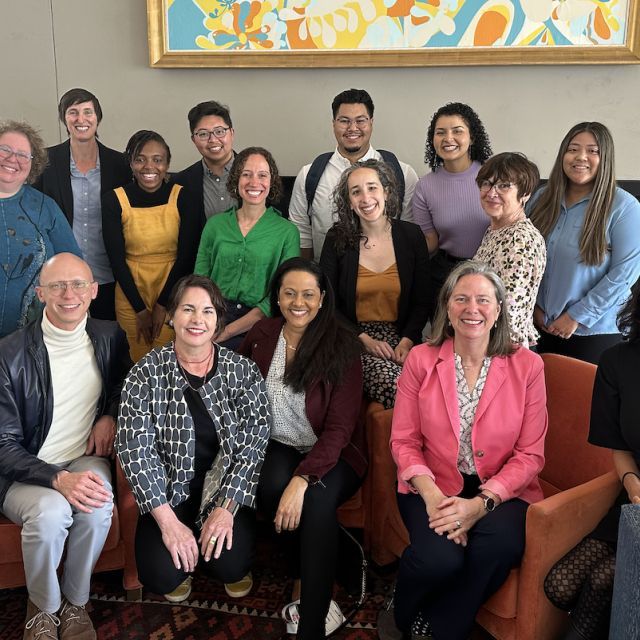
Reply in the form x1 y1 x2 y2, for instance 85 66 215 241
319 303 322 309
276 301 280 306
168 319 174 328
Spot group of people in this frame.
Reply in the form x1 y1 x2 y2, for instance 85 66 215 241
0 84 639 640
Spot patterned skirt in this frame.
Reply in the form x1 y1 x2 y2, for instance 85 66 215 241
358 321 403 410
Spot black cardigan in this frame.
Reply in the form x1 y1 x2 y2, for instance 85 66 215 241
319 219 430 345
34 139 131 226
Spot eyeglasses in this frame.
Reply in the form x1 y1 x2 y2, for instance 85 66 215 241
38 280 94 295
193 127 231 141
334 116 371 129
0 144 33 165
478 180 515 194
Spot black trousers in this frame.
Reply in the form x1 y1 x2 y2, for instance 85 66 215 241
220 299 253 351
135 493 255 595
89 281 116 321
257 440 361 640
536 331 621 366
395 489 528 640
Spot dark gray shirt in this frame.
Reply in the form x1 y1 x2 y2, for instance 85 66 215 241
202 158 236 219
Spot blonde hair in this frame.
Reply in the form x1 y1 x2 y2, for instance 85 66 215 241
429 261 515 357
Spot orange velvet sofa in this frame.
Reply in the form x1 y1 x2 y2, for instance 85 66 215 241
0 460 142 600
367 353 620 640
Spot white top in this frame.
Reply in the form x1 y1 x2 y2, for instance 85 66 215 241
264 332 317 452
455 353 491 476
37 312 102 464
288 145 418 258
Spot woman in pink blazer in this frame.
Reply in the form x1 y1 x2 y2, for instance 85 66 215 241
382 261 547 640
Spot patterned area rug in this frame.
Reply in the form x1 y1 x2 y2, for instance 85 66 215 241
0 539 494 639
0 536 391 640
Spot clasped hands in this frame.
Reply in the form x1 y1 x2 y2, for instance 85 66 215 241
360 334 413 365
534 306 578 340
427 495 485 547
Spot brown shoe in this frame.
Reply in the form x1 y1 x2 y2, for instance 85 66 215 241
24 599 59 639
58 599 96 640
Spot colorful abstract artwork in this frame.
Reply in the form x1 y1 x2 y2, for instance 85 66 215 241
147 0 640 66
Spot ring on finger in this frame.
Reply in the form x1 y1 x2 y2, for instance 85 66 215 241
208 536 217 546
455 520 462 530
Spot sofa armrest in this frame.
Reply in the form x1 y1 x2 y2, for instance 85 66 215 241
367 408 399 565
115 459 142 594
513 471 620 640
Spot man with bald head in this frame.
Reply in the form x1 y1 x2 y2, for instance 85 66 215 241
0 253 131 640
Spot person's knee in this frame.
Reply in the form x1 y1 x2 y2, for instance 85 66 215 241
138 559 185 595
402 541 463 582
22 491 73 539
203 551 251 584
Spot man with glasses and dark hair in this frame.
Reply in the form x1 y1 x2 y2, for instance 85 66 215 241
0 252 131 640
174 100 237 227
289 88 418 260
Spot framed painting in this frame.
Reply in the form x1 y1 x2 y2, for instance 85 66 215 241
147 0 640 68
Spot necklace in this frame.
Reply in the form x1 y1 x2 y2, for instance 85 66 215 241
282 328 299 352
175 345 214 389
175 345 214 364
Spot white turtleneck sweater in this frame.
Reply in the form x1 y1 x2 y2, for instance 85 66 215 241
37 312 102 464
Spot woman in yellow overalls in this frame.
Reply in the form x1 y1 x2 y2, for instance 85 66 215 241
102 130 200 362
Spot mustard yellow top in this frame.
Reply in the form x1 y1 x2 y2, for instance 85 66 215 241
355 263 400 322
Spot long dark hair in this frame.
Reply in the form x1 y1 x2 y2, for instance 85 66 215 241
529 122 616 266
269 258 361 391
618 279 640 343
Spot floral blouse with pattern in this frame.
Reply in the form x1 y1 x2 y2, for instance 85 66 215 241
474 218 546 348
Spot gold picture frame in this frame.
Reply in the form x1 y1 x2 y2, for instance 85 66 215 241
147 0 640 68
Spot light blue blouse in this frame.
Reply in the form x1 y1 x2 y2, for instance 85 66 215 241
535 187 640 336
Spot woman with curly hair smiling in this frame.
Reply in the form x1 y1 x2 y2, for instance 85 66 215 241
412 102 493 319
195 147 299 350
0 120 80 337
320 159 429 409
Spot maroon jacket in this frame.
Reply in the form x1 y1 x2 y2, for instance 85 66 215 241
238 317 368 480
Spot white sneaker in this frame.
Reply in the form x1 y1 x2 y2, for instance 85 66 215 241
282 599 345 636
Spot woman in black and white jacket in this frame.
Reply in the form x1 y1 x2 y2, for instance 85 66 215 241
116 274 271 602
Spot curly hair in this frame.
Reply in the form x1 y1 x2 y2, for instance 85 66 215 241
330 159 401 252
0 120 48 184
124 130 171 166
269 257 361 390
425 102 492 171
226 146 283 206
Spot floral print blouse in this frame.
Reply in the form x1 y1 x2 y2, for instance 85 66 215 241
474 218 546 347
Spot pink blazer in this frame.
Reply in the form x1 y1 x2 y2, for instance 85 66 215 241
391 339 547 504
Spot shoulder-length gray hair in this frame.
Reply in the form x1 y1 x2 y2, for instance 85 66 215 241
429 260 515 357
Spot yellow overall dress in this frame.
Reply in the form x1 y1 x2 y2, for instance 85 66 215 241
113 184 180 363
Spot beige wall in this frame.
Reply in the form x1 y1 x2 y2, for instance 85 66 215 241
4 0 640 178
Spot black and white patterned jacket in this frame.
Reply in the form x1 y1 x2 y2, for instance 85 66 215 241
116 343 271 524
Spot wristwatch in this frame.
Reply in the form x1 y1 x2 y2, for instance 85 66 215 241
478 492 496 512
